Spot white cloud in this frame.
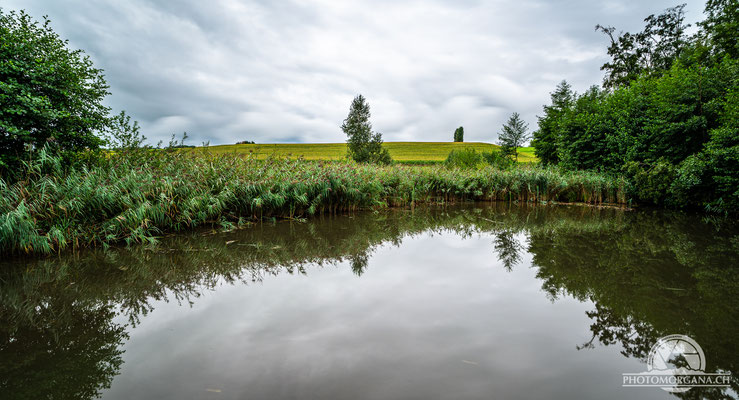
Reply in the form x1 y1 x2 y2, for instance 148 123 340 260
4 0 707 145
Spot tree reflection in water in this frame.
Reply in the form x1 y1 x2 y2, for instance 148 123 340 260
0 204 736 399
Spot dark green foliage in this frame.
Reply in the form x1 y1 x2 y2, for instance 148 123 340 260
532 80 573 165
555 86 612 171
341 94 392 165
453 126 464 142
671 85 739 213
549 59 738 211
0 10 110 178
625 159 677 205
357 137 392 165
0 303 126 399
700 0 739 59
596 4 689 88
498 112 531 162
533 2 739 213
628 61 733 165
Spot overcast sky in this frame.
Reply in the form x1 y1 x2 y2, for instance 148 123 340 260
5 0 706 145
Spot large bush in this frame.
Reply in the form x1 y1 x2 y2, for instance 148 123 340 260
445 148 483 169
0 10 110 178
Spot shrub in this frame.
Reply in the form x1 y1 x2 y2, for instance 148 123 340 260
672 146 739 214
625 159 677 206
446 148 513 170
482 149 514 169
445 149 483 169
0 10 110 179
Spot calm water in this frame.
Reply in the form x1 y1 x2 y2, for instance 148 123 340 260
1 204 737 399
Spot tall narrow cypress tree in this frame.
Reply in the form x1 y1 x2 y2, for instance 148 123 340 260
453 126 464 142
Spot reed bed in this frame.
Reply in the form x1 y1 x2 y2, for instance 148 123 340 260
0 150 629 255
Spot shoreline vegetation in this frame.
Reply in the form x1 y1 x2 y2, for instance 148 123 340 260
2 4 736 257
0 149 628 256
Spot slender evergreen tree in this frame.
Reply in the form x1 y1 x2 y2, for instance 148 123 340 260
498 112 530 162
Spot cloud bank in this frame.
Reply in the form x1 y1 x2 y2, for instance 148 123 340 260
4 0 706 145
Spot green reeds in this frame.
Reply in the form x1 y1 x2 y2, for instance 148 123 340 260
0 150 629 255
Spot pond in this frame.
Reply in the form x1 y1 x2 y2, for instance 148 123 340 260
1 204 737 399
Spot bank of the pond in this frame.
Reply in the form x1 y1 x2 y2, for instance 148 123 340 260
0 152 629 255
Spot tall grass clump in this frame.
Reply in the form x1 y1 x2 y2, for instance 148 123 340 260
445 149 485 169
445 148 513 169
0 148 629 255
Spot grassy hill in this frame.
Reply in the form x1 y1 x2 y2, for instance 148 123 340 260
198 142 537 163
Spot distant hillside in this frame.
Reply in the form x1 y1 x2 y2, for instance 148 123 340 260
196 142 537 163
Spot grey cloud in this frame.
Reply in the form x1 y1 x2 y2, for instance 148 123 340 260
4 0 707 145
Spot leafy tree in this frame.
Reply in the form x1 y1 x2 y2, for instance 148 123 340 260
453 126 464 142
341 94 392 164
0 10 111 178
699 0 739 59
532 80 573 165
671 80 739 213
626 61 731 165
556 86 611 170
596 4 689 88
498 112 530 162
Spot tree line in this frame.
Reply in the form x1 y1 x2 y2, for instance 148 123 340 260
531 1 738 213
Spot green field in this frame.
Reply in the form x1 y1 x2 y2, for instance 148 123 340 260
197 142 537 163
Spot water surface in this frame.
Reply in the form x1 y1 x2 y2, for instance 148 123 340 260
1 204 737 399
